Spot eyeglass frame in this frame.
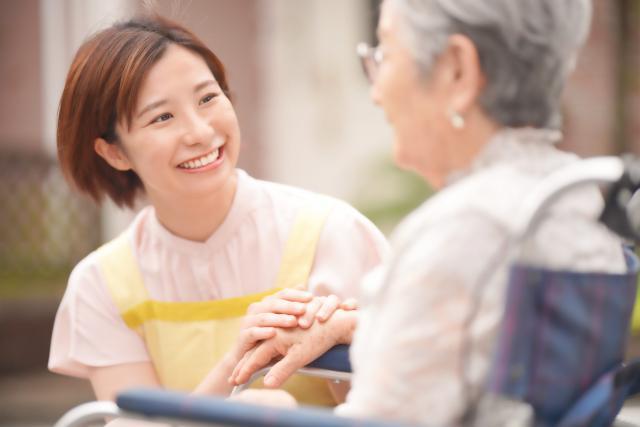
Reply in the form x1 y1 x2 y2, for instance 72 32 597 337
356 42 383 84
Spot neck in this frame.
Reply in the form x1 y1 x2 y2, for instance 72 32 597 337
150 172 239 242
438 110 501 187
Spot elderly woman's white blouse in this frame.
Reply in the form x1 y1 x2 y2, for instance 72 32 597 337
337 129 627 424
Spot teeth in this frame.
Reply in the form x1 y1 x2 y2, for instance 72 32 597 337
179 147 221 169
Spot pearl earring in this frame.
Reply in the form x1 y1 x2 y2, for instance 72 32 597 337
449 111 465 129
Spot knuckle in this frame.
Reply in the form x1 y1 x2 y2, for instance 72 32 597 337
277 288 291 297
247 302 262 314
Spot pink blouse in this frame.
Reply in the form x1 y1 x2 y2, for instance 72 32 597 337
49 169 388 378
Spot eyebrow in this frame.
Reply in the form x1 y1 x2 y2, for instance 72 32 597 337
135 79 219 119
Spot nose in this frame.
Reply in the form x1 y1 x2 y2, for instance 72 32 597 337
182 110 214 146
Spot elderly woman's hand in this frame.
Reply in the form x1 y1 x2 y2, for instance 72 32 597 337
229 309 357 388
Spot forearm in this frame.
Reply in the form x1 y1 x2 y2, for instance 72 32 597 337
192 352 238 396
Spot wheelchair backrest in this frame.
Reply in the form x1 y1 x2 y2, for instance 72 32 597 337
487 248 639 426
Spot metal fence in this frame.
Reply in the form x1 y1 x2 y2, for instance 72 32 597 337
0 150 100 296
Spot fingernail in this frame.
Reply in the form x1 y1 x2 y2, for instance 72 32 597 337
264 375 274 387
299 318 308 328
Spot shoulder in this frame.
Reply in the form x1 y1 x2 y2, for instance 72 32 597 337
248 173 385 239
260 178 387 249
395 152 585 240
248 174 332 211
66 250 106 296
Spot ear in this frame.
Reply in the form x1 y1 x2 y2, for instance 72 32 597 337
94 138 132 171
440 34 485 115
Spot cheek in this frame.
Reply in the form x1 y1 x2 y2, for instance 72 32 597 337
124 134 172 173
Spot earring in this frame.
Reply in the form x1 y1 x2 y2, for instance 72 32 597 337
449 111 465 129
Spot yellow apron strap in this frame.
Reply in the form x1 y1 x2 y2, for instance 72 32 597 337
96 231 149 313
632 285 640 333
273 198 334 290
92 201 338 406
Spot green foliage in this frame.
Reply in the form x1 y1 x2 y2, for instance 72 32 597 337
0 266 69 299
0 154 100 299
354 156 433 235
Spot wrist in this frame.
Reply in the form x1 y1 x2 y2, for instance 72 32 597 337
328 309 357 345
193 353 237 396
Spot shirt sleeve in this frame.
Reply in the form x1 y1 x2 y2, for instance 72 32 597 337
307 201 390 299
337 213 509 425
48 252 150 378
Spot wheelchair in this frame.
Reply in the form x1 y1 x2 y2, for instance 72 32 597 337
54 156 640 427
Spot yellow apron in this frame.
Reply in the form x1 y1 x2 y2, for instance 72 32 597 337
96 201 337 406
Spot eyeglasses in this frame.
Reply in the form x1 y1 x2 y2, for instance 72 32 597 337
356 42 383 84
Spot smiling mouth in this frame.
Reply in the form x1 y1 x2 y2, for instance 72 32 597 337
177 145 224 169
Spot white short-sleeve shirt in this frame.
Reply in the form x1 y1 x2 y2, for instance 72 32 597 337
49 169 389 378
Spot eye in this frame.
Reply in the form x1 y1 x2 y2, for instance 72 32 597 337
151 113 173 124
199 93 219 105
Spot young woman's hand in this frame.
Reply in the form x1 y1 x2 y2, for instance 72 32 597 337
297 295 358 328
245 286 358 330
243 288 313 330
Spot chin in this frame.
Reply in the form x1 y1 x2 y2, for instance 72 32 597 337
392 144 419 173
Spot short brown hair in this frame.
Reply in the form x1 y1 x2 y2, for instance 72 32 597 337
57 15 231 208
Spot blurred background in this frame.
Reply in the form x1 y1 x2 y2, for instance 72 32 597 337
0 0 638 425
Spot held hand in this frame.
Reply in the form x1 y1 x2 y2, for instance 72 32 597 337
231 288 313 364
229 309 356 388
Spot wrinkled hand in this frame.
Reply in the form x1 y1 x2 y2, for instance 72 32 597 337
229 309 356 388
230 288 312 363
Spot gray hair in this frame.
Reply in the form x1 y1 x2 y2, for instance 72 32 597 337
388 0 593 128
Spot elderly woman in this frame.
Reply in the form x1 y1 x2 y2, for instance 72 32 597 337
229 0 627 424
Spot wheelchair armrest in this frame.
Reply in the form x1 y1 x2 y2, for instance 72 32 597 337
233 344 353 394
116 388 412 427
306 344 351 372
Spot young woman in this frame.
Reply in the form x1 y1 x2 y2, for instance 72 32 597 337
48 15 387 407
